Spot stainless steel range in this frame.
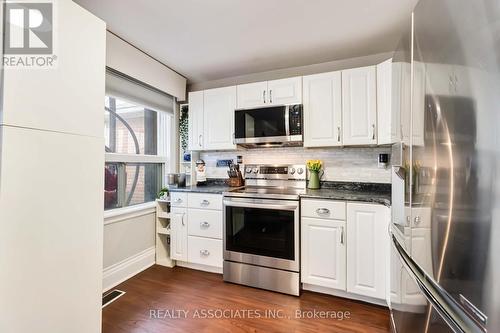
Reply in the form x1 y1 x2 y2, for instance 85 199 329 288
222 164 306 296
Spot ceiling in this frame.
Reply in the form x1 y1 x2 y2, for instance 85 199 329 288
75 0 418 84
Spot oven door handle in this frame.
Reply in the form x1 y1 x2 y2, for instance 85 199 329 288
223 199 298 211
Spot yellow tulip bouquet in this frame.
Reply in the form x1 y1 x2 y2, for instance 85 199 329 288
306 160 322 189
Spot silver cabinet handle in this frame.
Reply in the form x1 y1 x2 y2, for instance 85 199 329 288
263 90 266 103
316 208 330 215
201 199 210 206
337 126 341 142
372 124 376 140
200 221 210 228
181 213 185 226
269 90 273 103
198 134 202 147
200 249 210 256
174 198 183 203
414 215 421 225
340 226 344 245
232 133 235 145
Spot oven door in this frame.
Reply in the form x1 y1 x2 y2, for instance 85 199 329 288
223 197 299 272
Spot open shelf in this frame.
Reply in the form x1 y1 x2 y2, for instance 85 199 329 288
157 227 170 235
155 200 175 268
157 212 171 219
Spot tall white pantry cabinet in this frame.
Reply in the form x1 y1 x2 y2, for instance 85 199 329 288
0 2 106 333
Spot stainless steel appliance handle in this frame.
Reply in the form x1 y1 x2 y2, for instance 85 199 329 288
284 105 290 137
392 235 485 333
223 199 298 211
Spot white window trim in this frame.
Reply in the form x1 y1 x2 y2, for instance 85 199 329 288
104 201 156 225
105 153 168 163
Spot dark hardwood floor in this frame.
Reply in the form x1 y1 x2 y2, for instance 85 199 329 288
102 265 390 333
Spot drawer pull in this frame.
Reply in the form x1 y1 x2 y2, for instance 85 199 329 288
200 249 210 256
316 208 330 215
201 199 210 206
200 221 210 228
174 198 183 203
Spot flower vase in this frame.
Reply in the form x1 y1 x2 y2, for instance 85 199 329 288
308 170 320 189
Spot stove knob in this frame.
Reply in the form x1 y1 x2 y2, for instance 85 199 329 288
245 167 252 174
297 168 304 175
290 168 296 175
252 168 259 174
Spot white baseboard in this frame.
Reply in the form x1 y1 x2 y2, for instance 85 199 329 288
103 246 155 292
176 261 223 274
302 283 388 307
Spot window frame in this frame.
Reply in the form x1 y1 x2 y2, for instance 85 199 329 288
104 94 176 212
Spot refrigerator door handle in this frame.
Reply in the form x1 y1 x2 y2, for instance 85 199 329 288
392 235 485 333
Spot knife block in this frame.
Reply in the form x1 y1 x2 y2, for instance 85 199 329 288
226 171 245 187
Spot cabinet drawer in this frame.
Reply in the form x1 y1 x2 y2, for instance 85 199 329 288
188 236 223 268
301 199 346 220
188 193 222 210
187 209 222 239
171 192 187 207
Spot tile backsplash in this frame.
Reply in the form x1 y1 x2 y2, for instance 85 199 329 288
200 146 392 184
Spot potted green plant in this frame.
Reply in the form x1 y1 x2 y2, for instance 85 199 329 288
306 160 323 190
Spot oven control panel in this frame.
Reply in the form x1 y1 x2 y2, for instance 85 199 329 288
244 164 306 180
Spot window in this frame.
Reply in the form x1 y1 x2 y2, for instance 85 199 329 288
104 72 175 210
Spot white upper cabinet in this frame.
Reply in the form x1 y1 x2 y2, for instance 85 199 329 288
237 77 301 109
301 217 346 291
342 66 377 145
267 77 302 105
203 86 237 150
346 202 389 300
377 59 401 145
303 71 342 147
188 91 204 151
237 81 268 109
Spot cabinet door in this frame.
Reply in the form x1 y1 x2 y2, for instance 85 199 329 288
412 61 426 147
303 72 342 147
203 86 237 150
377 59 401 145
347 203 389 299
342 66 377 145
188 91 204 151
170 208 188 261
237 81 268 109
267 77 302 105
301 217 346 290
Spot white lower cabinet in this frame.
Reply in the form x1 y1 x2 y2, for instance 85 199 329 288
301 217 346 290
170 193 223 270
188 236 223 267
346 202 389 300
301 199 390 304
170 207 188 261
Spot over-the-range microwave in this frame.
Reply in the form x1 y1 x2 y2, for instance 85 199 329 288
234 104 303 148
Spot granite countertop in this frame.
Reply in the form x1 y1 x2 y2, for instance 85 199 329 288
169 180 391 206
168 179 241 194
301 182 391 207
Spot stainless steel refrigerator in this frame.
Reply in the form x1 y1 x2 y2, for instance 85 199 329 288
390 0 500 332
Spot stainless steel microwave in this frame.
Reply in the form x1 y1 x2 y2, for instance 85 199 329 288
234 104 303 148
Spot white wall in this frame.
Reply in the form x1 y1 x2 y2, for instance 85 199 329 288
103 211 156 291
201 146 392 184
